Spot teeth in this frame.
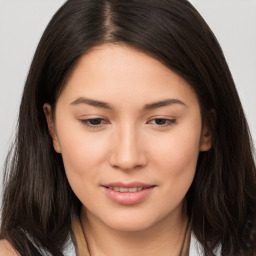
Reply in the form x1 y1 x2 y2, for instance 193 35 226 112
128 187 137 192
120 187 128 192
108 187 144 192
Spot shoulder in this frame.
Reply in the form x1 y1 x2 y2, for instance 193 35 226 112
0 240 20 256
190 232 221 256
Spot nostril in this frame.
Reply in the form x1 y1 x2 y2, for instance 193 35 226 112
108 135 147 170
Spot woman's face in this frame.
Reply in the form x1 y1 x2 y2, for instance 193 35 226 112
45 44 212 232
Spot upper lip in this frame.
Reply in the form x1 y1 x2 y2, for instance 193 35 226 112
102 182 155 188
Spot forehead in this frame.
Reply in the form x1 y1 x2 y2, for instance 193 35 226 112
59 43 199 108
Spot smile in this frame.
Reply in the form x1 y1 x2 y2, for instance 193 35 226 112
107 187 144 192
102 184 156 205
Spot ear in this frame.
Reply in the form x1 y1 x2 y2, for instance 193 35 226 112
199 110 215 152
43 103 61 153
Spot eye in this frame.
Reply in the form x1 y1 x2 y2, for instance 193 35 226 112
148 118 176 127
79 118 108 129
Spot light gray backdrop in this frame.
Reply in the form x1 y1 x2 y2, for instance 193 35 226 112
0 0 256 196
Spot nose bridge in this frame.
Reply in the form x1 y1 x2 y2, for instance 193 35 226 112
110 121 146 170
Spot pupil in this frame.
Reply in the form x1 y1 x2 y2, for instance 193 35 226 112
155 119 166 125
90 119 101 125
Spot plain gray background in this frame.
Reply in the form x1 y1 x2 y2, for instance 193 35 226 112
0 0 256 196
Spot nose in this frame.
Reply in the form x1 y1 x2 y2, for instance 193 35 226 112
109 124 147 171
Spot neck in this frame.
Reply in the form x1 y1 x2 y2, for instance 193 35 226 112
80 206 189 256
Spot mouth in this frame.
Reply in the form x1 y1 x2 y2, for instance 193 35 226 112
103 186 154 193
101 183 156 205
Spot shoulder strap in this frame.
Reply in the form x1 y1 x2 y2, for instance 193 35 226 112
72 215 90 256
24 239 44 256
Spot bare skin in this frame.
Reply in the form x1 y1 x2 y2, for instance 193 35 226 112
43 43 213 256
0 240 20 256
81 205 189 256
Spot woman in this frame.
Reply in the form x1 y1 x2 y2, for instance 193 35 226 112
0 0 255 255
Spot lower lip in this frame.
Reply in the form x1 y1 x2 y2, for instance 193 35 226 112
102 186 155 205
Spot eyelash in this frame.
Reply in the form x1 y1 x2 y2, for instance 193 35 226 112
79 118 107 129
79 118 176 129
147 118 176 127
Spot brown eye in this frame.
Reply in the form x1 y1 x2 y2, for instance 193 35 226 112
87 118 103 125
80 118 108 128
150 118 176 126
154 119 168 125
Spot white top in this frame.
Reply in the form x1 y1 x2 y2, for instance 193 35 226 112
59 232 221 256
189 232 221 256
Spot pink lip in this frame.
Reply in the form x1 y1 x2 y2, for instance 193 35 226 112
103 182 154 188
101 182 156 205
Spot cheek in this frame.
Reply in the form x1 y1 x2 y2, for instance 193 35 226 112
152 126 201 168
59 133 108 206
149 122 201 194
55 119 109 192
61 136 105 174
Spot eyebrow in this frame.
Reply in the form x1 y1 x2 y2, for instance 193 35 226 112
70 97 187 110
71 97 112 109
143 99 187 110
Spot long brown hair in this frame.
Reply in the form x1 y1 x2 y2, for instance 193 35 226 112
1 0 255 255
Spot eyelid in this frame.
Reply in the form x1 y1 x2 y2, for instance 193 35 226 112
79 117 109 129
77 115 177 130
147 117 177 127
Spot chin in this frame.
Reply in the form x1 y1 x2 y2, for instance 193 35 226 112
103 217 157 232
97 207 175 233
84 199 185 233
